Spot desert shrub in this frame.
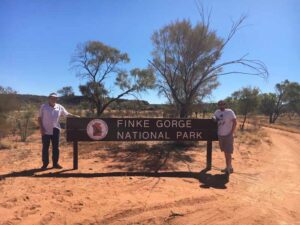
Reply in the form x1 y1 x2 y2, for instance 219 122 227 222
0 140 11 150
236 125 270 146
0 86 19 137
14 106 36 142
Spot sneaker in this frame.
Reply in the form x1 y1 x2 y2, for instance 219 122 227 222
221 168 234 173
40 165 48 170
53 164 63 169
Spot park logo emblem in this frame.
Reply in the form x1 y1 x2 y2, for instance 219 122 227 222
86 119 108 140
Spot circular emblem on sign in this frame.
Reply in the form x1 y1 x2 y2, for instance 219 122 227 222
86 119 108 140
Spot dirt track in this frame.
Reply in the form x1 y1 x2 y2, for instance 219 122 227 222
0 127 299 225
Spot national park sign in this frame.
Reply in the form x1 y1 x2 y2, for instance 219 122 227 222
66 117 218 170
66 118 218 142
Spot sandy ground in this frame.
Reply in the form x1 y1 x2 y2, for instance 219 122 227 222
0 127 299 225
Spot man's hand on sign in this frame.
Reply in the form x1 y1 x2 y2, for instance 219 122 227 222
67 113 80 118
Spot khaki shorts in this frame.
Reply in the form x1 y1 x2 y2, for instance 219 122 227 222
218 134 234 154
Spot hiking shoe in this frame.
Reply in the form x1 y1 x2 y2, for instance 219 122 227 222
221 168 234 173
53 164 63 169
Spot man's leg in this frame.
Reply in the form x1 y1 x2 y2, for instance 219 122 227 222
51 128 60 167
224 152 232 170
223 133 234 173
42 135 51 168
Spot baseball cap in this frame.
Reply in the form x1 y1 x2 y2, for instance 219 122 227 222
48 92 58 98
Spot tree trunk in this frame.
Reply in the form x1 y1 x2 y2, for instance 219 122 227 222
241 114 247 131
270 112 279 124
269 113 273 124
96 104 102 116
179 106 189 118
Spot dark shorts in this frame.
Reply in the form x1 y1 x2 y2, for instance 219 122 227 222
218 134 234 154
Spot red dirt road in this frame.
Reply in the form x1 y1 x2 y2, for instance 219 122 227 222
0 127 299 225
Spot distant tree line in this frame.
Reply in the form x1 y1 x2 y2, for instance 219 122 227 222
224 80 300 129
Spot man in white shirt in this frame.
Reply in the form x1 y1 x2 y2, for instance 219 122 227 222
38 93 79 169
214 100 237 174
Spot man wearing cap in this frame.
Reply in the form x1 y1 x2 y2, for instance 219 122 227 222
213 100 237 174
38 92 79 169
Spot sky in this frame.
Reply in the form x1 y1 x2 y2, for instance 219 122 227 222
0 0 299 104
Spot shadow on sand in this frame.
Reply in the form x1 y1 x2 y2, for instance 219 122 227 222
0 167 229 189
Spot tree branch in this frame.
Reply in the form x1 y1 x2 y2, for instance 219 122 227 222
100 88 135 114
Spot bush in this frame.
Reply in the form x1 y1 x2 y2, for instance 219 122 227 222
12 106 36 142
0 87 19 137
0 141 11 150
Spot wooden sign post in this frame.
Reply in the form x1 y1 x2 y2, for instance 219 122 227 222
66 118 218 170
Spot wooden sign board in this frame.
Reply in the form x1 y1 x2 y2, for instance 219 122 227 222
66 117 218 170
66 118 218 142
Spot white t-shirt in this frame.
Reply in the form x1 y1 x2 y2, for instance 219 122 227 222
39 103 69 135
214 109 236 136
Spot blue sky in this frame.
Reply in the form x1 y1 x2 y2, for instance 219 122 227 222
1 0 299 104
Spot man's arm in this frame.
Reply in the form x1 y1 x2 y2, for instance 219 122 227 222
212 110 218 121
38 105 45 135
61 105 80 118
66 113 80 118
231 118 237 135
38 117 44 135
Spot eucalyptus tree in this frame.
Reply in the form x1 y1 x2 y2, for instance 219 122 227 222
231 87 260 130
149 14 268 118
259 93 277 123
71 41 155 116
270 80 300 123
57 86 74 97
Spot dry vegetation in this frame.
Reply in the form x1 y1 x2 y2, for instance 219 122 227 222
247 114 300 133
236 125 271 147
2 107 299 153
1 109 276 171
2 108 299 176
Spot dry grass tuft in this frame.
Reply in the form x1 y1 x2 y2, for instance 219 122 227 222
236 125 271 146
0 140 11 150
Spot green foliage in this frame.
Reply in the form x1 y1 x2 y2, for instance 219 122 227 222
150 17 268 118
283 81 300 116
267 80 300 123
150 19 221 117
224 80 300 125
224 97 238 113
259 93 276 116
232 87 260 115
231 87 260 130
72 41 130 81
57 86 74 97
116 68 156 92
16 105 36 142
258 93 276 123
